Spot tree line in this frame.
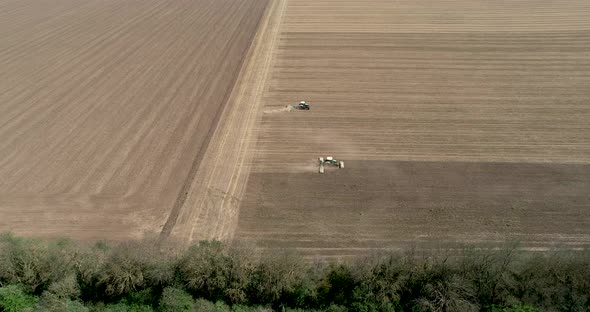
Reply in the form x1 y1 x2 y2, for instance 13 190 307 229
0 233 588 311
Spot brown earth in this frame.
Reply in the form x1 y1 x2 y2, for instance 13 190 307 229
234 0 590 258
2 0 590 257
238 161 590 259
166 0 287 245
0 0 269 240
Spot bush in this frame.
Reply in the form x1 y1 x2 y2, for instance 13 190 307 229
348 254 407 311
0 234 53 294
194 298 231 312
317 264 358 308
0 234 86 298
159 287 194 311
0 233 589 312
35 292 88 312
407 258 476 312
249 249 310 307
97 243 149 297
0 284 37 312
92 302 154 312
176 241 253 304
232 304 274 312
491 304 539 312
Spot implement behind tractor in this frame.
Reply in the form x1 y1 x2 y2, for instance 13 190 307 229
318 156 344 173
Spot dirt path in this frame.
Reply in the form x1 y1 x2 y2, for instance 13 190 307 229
165 0 287 244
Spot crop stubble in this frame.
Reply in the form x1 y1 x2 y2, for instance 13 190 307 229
0 0 268 240
235 0 590 257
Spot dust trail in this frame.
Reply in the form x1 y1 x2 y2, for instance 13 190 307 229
312 131 360 160
264 105 294 114
289 159 320 173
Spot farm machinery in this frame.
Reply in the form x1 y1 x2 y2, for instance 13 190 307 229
293 101 310 110
318 156 344 173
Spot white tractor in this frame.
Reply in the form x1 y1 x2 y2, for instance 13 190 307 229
318 156 344 173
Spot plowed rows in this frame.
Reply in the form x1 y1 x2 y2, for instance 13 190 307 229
0 0 268 240
236 0 590 258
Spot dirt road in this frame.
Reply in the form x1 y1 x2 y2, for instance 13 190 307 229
0 0 268 240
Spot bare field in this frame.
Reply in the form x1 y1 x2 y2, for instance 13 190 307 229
2 0 590 256
238 162 590 258
235 0 590 257
0 0 268 240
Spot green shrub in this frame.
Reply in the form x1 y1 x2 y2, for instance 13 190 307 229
249 249 310 307
0 234 82 296
491 304 539 312
194 298 231 312
1 233 589 312
35 291 88 312
91 301 153 312
0 284 37 312
176 241 252 304
97 244 147 296
77 243 110 302
0 234 52 293
158 287 194 311
96 240 175 299
395 255 477 312
460 247 520 310
350 254 406 311
47 274 81 299
318 264 357 308
232 304 273 312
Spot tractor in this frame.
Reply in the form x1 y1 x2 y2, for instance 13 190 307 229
318 156 344 173
294 101 310 110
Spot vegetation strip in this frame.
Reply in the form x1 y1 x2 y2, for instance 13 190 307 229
1 234 588 311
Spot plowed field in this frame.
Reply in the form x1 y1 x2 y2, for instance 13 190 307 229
234 0 590 258
0 0 268 240
2 0 590 257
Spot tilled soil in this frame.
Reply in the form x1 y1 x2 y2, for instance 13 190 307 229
238 161 590 258
0 0 268 240
234 0 590 258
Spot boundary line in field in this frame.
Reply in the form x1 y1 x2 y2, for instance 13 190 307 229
158 0 275 242
159 0 287 244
